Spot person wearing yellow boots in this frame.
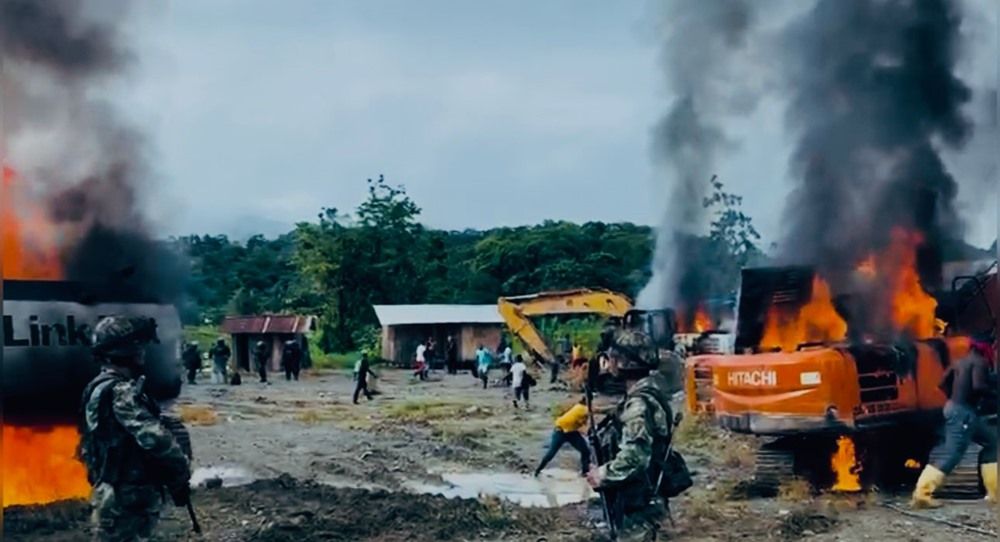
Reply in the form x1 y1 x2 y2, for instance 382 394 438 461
911 335 997 508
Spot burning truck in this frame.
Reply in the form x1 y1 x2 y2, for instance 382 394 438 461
684 230 997 497
3 280 185 507
2 162 187 508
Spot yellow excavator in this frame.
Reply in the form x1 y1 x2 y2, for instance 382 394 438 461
497 288 634 364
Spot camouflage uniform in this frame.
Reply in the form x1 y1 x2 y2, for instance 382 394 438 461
611 327 658 371
79 316 192 542
595 371 675 542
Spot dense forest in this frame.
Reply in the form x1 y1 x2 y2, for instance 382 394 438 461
172 175 764 353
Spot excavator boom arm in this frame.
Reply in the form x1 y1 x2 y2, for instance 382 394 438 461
497 289 634 364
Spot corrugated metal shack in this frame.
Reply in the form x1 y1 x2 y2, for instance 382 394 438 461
373 305 503 368
220 314 317 372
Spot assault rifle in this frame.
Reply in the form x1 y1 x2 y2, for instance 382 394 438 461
585 355 620 539
141 376 202 535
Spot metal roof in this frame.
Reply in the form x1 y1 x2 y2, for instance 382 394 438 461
221 314 317 334
373 305 502 327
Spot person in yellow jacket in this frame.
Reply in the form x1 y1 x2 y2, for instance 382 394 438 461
534 398 591 477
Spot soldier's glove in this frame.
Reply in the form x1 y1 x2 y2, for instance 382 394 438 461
168 482 191 507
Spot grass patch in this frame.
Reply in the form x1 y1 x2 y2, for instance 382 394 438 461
178 405 219 426
683 486 727 522
431 425 489 449
384 400 491 422
674 413 718 446
295 409 327 425
720 439 756 470
778 478 814 502
311 351 360 370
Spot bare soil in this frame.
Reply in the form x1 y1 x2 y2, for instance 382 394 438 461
4 367 997 540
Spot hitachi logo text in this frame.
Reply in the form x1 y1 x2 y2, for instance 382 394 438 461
727 370 777 387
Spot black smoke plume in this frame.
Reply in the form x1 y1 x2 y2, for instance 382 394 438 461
2 0 185 304
638 0 758 311
778 0 972 291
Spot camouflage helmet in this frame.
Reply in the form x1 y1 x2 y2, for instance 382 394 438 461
92 315 156 358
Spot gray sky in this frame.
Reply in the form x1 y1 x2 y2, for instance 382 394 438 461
117 1 995 248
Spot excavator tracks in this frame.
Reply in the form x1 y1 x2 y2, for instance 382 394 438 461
930 444 984 500
751 443 796 492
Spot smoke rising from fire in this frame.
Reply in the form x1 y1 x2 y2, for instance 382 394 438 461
1 0 184 301
637 0 759 310
641 0 991 334
778 0 971 291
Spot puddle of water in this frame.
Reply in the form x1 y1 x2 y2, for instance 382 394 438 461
405 468 594 508
191 465 256 488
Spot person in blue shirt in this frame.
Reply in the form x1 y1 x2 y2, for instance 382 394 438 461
476 345 492 389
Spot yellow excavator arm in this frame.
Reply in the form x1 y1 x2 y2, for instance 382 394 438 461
497 288 634 364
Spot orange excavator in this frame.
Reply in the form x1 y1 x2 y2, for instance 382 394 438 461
685 262 997 496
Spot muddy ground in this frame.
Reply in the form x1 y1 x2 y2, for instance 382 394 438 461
5 367 998 540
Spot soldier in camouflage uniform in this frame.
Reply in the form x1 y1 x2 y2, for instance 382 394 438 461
587 354 683 541
78 316 192 542
609 310 659 372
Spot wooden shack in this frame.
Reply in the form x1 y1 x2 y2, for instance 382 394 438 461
220 314 317 372
373 305 503 368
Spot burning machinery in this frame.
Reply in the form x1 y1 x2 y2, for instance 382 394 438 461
3 279 184 507
683 248 997 496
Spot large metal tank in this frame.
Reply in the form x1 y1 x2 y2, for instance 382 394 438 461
3 280 183 424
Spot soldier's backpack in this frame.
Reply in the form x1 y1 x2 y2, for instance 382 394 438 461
658 449 693 498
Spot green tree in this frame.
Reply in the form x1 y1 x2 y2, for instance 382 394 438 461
293 175 426 351
702 174 763 271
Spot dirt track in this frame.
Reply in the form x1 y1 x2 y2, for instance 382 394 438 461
4 367 998 540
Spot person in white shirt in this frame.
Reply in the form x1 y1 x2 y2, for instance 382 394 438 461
510 355 529 409
415 341 428 381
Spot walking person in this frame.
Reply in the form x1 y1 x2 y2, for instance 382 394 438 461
253 340 270 383
911 335 997 508
510 354 530 409
414 339 428 381
353 352 377 404
500 341 513 375
534 398 591 477
182 342 201 385
426 338 437 375
209 338 231 384
476 344 492 389
549 355 562 384
558 334 572 362
282 340 302 381
446 336 458 375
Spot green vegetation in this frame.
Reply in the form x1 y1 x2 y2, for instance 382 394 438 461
310 350 361 370
183 325 222 352
172 174 761 356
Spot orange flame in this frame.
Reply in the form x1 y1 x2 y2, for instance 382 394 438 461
904 459 921 470
854 229 938 339
831 435 862 492
3 167 86 507
693 305 712 333
760 276 847 352
885 229 937 339
677 304 714 333
2 425 92 506
1 165 63 280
